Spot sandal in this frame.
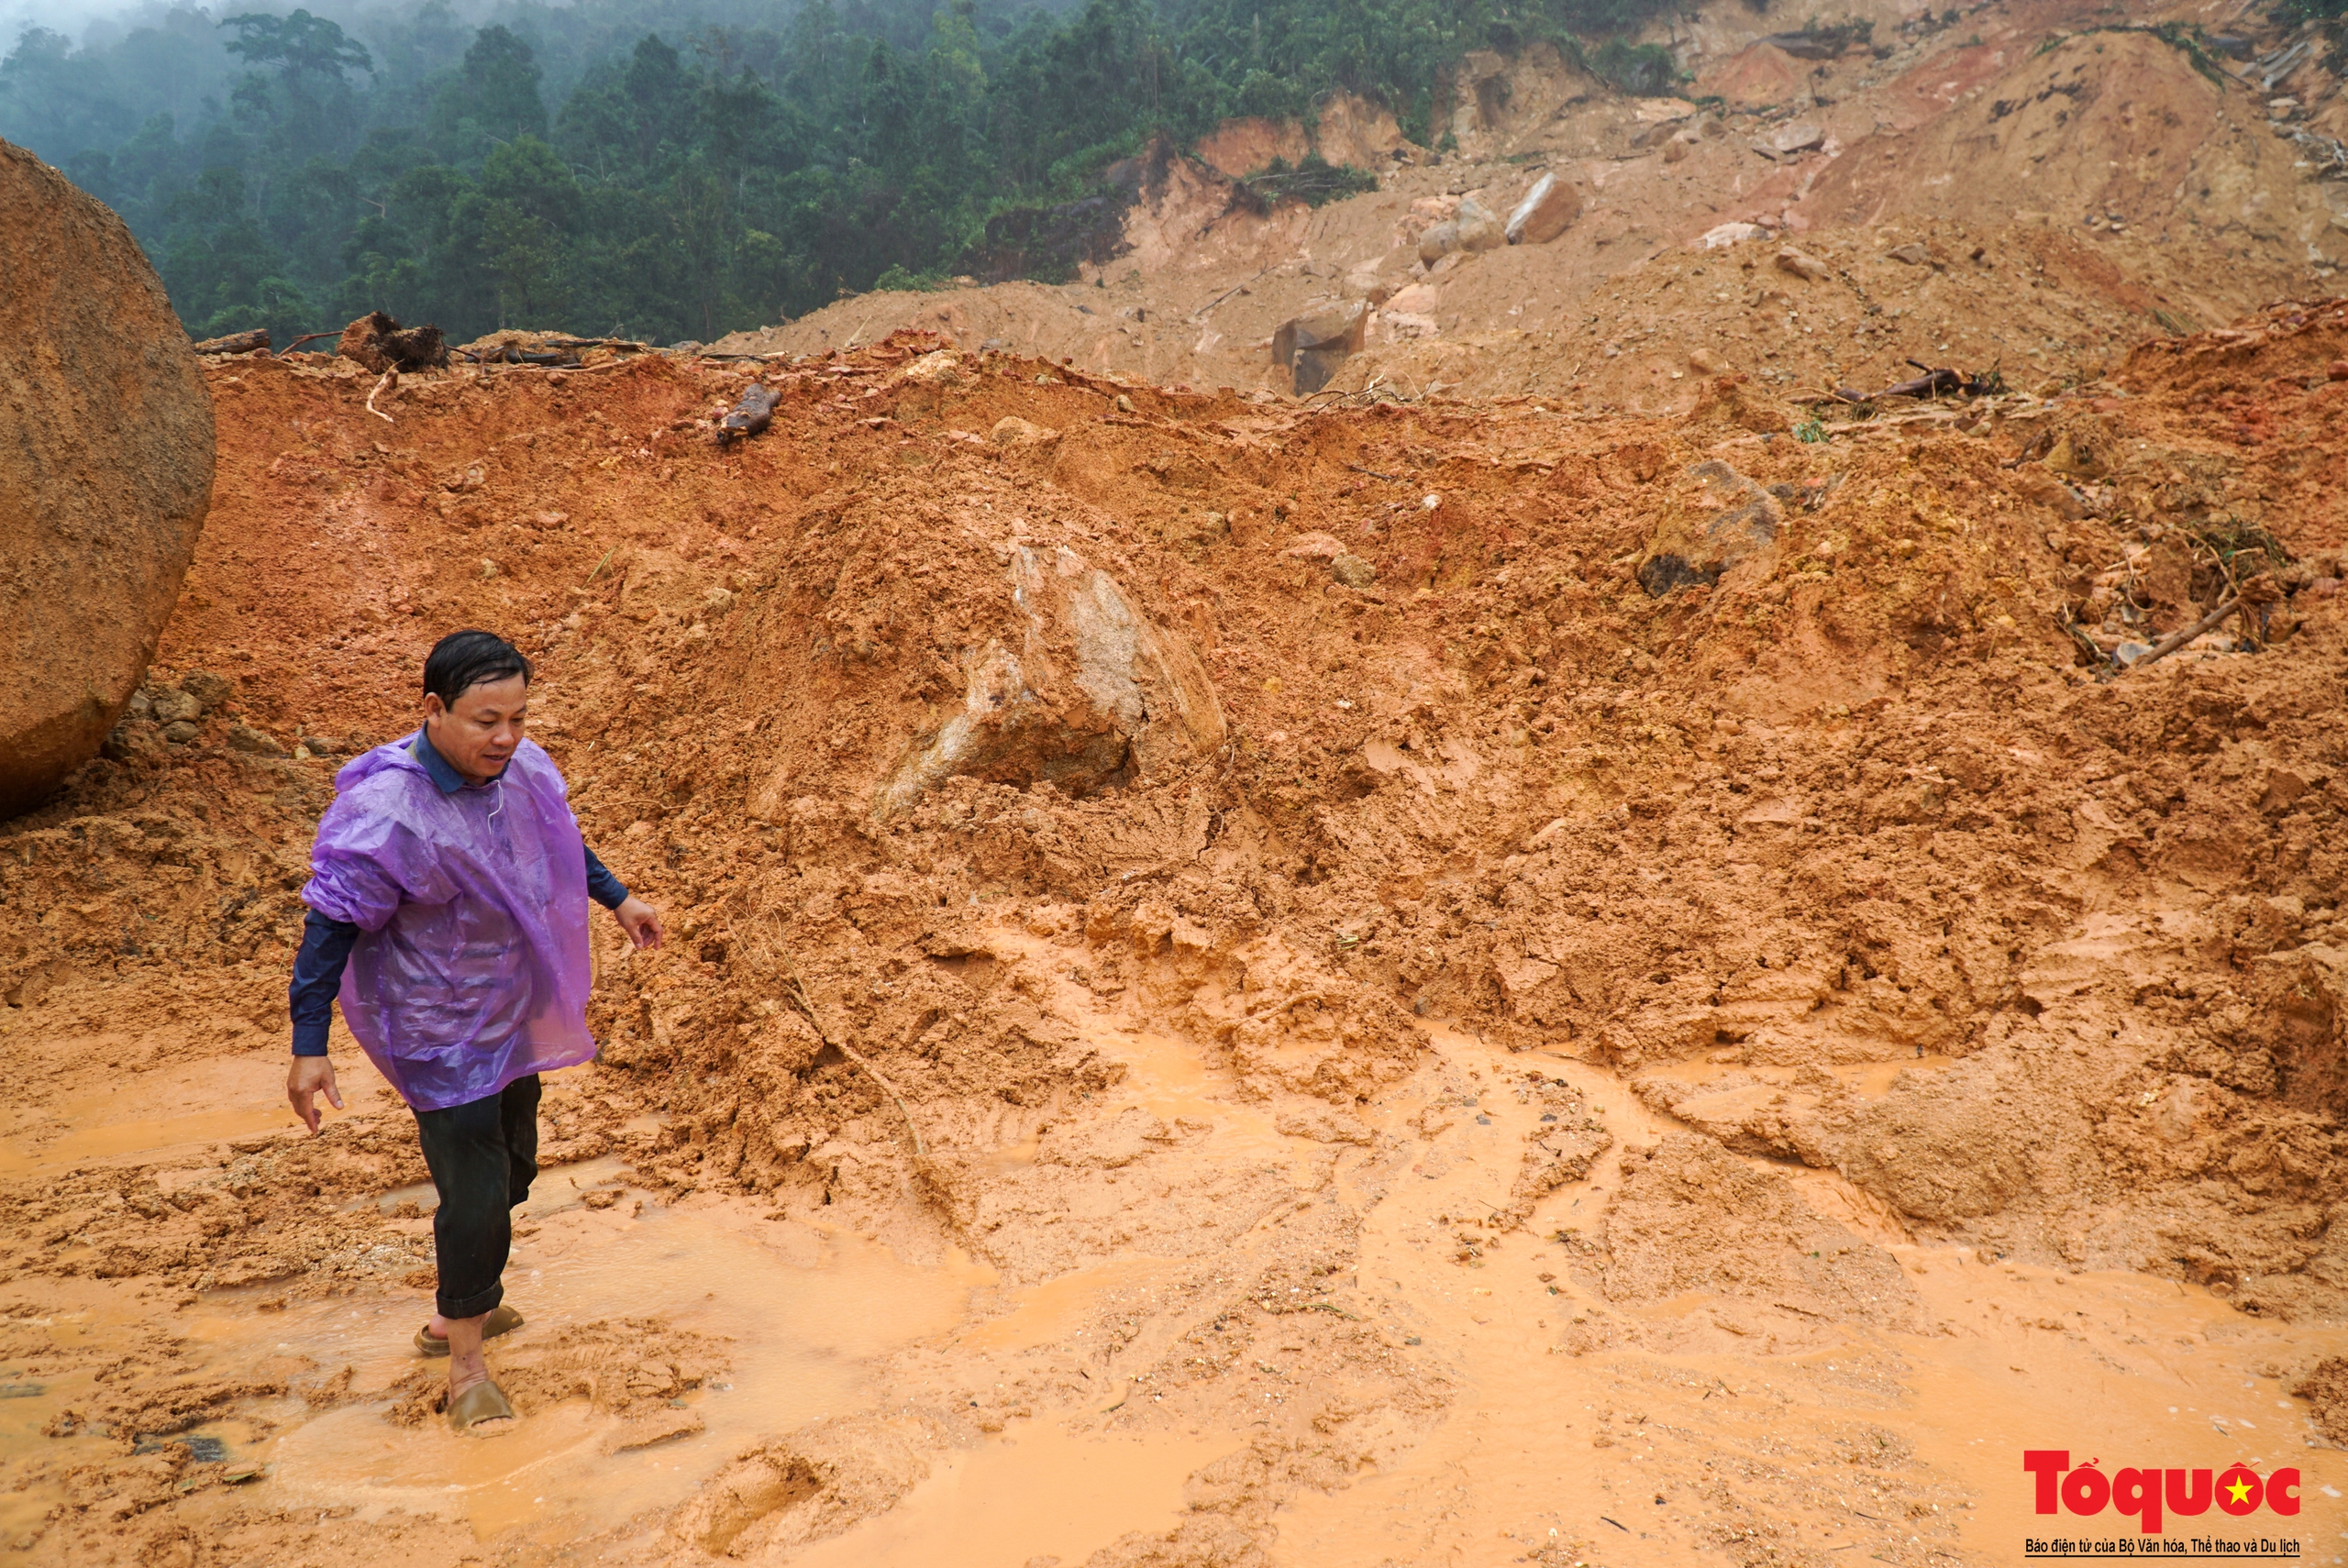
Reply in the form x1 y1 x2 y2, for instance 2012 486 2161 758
415 1302 525 1357
446 1376 516 1434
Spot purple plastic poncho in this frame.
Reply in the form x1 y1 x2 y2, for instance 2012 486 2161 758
302 733 595 1111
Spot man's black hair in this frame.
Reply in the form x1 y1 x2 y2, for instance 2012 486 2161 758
423 630 533 706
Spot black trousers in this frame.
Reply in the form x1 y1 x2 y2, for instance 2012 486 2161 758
412 1074 540 1320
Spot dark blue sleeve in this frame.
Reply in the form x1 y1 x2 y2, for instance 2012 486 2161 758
289 909 360 1056
583 844 629 910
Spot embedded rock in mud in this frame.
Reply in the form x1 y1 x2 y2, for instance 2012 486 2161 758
1453 194 1503 253
1503 171 1581 245
1595 1135 1923 1331
1272 301 1368 394
0 138 215 820
1635 458 1781 598
875 544 1225 815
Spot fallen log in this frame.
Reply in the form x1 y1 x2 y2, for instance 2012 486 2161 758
457 345 581 366
715 382 781 443
192 328 269 356
1833 360 2005 403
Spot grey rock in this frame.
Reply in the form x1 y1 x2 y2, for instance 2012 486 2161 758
180 669 234 712
1770 121 1825 155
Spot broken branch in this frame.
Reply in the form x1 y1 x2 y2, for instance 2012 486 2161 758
2124 596 2239 672
786 972 928 1162
274 331 339 357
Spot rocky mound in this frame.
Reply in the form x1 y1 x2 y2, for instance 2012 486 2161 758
0 139 214 819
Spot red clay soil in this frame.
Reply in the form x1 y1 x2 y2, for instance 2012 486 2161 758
1 301 2346 1562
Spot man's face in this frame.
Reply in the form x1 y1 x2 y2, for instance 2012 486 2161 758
423 674 528 784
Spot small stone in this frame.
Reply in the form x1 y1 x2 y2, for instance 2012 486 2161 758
2329 359 2348 382
1417 219 1461 266
1770 121 1825 155
100 721 162 763
162 719 199 745
991 415 1056 445
1330 555 1377 589
226 723 284 756
1663 138 1689 163
1886 242 1931 265
148 687 204 723
1774 247 1832 282
179 669 234 712
1114 392 1135 413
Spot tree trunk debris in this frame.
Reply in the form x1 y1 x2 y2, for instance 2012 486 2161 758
715 382 781 442
191 329 269 356
338 311 449 372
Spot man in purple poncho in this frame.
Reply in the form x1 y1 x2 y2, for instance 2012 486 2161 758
284 630 662 1433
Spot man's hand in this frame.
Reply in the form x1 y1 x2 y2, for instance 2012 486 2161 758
614 895 664 951
287 1055 344 1135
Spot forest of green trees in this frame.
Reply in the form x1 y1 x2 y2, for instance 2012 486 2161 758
0 0 1684 345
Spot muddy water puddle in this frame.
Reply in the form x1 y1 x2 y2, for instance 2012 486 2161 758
241 1198 994 1537
0 1049 393 1176
958 1256 1190 1354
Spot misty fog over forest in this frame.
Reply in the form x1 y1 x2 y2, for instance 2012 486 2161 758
0 0 1679 345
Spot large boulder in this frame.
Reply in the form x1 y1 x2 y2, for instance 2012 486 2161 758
0 140 215 818
1505 172 1583 246
1271 301 1368 394
1454 194 1504 252
874 545 1226 816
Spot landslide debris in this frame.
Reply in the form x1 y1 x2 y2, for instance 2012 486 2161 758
9 17 2348 1533
334 310 449 374
0 137 215 818
7 313 2342 1307
711 4 2337 420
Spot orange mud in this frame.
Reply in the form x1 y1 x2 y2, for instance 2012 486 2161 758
7 2 2348 1560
